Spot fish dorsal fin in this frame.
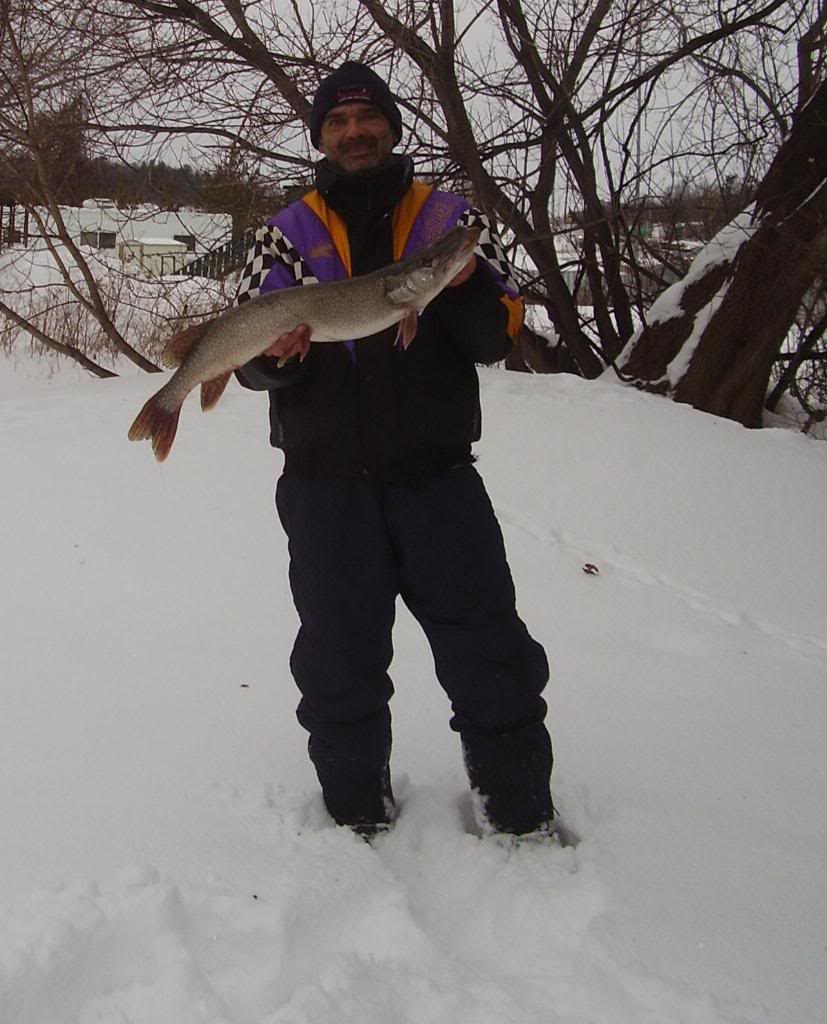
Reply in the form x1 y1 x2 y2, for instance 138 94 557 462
162 322 209 368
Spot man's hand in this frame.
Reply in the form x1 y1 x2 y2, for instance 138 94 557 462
263 323 312 367
445 255 477 288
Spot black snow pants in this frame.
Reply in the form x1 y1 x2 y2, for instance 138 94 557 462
275 466 553 834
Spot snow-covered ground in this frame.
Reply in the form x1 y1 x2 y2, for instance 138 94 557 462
1 352 826 1024
0 243 229 373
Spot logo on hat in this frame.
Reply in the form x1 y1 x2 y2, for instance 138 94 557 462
336 86 372 103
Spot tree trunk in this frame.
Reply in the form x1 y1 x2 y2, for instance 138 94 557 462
621 79 827 426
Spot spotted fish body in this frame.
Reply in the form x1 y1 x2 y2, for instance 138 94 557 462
128 226 480 461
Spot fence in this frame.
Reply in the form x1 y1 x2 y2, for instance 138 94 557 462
184 228 256 280
0 205 30 249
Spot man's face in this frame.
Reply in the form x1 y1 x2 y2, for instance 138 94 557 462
319 102 396 174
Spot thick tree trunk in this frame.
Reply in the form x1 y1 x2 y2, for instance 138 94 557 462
621 80 827 426
505 323 580 374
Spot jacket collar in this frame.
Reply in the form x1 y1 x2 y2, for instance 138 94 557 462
314 154 414 224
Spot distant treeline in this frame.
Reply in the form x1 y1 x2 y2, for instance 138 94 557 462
567 175 756 245
0 150 310 240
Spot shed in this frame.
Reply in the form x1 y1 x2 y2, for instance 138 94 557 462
118 237 188 276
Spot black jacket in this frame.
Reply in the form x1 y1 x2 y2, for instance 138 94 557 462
236 157 513 481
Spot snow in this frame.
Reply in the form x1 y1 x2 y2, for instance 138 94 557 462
0 245 228 371
663 279 730 386
1 349 826 1024
124 237 188 249
9 204 231 255
616 209 761 387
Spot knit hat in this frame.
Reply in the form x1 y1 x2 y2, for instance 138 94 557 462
310 62 403 149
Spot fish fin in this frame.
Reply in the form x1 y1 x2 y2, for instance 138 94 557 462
200 372 231 411
162 322 209 368
128 394 182 462
396 310 419 350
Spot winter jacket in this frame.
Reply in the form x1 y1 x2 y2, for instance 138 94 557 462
235 156 523 481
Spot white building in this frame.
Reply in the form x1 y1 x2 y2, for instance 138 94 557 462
11 199 232 272
118 236 190 277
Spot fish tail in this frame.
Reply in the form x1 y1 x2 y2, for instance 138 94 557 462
128 392 182 462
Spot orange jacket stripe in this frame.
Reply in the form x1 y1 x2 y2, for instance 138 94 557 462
391 182 434 260
302 183 436 275
302 191 352 276
502 294 524 342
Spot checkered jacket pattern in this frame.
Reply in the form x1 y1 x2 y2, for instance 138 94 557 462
234 225 319 307
234 206 519 306
456 208 521 296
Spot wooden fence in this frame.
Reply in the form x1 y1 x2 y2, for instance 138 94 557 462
183 228 256 280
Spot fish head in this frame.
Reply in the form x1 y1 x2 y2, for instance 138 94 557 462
384 226 481 309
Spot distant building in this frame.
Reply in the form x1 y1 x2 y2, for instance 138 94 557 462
118 237 189 277
2 198 232 274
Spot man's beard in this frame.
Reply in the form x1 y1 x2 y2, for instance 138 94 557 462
330 140 394 176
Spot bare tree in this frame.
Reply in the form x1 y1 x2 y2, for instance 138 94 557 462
2 0 824 424
620 13 827 426
99 1 813 377
0 0 164 373
764 291 827 435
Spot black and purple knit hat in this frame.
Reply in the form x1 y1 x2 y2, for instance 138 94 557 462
310 61 403 149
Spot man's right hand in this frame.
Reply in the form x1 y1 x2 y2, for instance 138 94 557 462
263 323 313 367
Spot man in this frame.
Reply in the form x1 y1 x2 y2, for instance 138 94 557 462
236 62 554 841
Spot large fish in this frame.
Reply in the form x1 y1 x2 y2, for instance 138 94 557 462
128 225 480 461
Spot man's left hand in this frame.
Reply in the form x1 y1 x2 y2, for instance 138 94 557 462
446 255 477 288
